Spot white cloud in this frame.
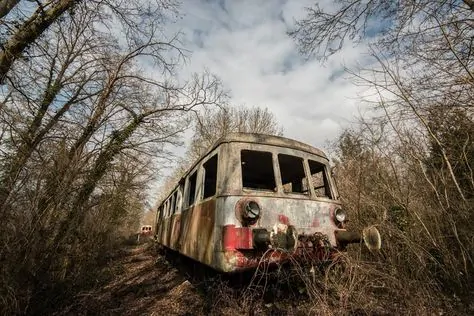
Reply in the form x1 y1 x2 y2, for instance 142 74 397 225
150 0 374 197
169 0 373 149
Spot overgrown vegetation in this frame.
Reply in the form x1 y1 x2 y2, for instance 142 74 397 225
1 0 473 315
289 0 474 313
0 1 225 314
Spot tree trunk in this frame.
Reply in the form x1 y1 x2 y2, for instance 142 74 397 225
52 116 143 247
0 0 76 81
0 66 70 213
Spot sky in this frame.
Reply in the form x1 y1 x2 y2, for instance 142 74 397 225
149 0 375 200
169 0 373 151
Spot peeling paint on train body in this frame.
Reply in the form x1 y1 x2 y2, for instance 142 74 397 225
154 133 353 273
213 195 341 272
157 195 340 272
219 195 340 247
176 199 217 267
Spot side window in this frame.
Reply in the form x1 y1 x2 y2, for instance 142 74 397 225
308 160 332 198
176 180 184 213
241 150 276 191
158 206 163 219
203 154 218 199
175 189 181 213
278 154 308 195
186 170 198 207
170 192 176 215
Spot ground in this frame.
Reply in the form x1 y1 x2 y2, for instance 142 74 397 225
57 242 323 316
56 243 211 315
55 242 473 316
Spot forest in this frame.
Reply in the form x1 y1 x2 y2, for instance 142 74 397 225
0 0 473 315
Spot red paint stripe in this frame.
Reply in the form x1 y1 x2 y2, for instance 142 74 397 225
223 225 253 250
223 225 237 250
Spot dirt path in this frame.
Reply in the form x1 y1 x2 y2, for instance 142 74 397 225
59 243 212 316
55 243 347 316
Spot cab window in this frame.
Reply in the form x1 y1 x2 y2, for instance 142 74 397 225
278 154 309 195
241 150 276 191
308 160 332 198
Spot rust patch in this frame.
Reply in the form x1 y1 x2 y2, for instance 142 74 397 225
224 243 336 271
177 199 216 266
170 215 181 249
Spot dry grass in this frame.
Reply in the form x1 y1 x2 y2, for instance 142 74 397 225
24 236 472 316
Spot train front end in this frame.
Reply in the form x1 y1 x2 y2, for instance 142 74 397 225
216 137 381 273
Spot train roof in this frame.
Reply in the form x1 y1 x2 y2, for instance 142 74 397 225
157 133 328 206
208 132 328 159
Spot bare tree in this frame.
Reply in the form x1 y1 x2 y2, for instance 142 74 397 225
0 1 229 313
0 0 77 81
188 104 283 160
50 72 225 248
0 0 180 81
291 1 474 60
292 0 474 303
0 4 110 214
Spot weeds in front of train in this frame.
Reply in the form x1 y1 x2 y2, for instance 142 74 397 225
199 248 358 315
197 219 470 316
241 249 353 314
200 244 433 315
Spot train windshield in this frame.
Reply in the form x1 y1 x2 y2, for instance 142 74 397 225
278 154 309 195
308 159 332 198
241 150 276 191
240 149 333 199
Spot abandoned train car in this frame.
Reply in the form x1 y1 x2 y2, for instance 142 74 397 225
154 133 380 273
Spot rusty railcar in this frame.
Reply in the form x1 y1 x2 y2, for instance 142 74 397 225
155 133 380 273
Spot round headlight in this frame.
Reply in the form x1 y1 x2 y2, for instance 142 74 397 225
245 201 261 219
335 208 347 223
